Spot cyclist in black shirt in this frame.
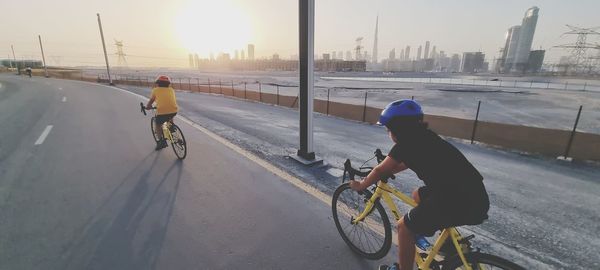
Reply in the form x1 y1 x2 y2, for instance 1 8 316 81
349 99 489 270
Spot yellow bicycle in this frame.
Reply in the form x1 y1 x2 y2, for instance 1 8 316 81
332 149 524 270
140 102 187 159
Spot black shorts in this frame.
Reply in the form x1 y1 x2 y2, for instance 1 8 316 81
403 181 489 236
155 113 177 126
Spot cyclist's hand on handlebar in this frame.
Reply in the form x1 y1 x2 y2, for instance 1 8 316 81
349 180 364 191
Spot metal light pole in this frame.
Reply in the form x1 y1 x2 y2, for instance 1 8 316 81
292 0 321 165
11 45 19 75
97 13 113 85
38 35 49 77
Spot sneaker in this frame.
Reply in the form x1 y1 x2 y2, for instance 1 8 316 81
155 139 168 150
415 235 432 253
378 263 399 270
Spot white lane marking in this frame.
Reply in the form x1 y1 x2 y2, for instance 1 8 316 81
35 125 53 145
0 82 3 88
58 87 63 90
62 96 67 102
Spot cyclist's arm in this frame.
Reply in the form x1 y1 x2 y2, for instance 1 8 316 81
350 156 407 191
146 96 156 110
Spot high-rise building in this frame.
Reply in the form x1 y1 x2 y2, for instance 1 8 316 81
241 50 245 60
500 6 539 73
346 51 352 60
234 50 239 60
405 46 411 60
400 48 405 60
247 44 255 60
338 51 343 60
514 7 539 71
424 41 430 59
323 53 331 61
194 54 200 68
273 53 280 60
189 54 194 68
431 46 437 60
501 26 521 72
372 15 379 63
450 54 461 72
417 46 422 60
461 52 485 73
389 48 396 60
210 52 215 61
527 49 545 73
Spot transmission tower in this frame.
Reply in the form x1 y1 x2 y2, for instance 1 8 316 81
355 37 363 61
114 40 128 66
554 25 600 74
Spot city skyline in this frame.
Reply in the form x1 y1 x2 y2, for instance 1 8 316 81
1 0 599 67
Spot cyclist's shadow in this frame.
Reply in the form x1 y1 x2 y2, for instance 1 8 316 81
61 152 184 270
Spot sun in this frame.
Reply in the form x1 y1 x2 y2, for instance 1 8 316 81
175 0 252 57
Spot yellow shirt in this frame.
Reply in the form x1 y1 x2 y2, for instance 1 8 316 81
151 87 178 115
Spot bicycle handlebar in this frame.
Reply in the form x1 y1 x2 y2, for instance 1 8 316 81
341 149 395 184
140 102 156 116
140 102 147 116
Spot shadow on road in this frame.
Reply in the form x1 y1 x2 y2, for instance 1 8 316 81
60 152 184 270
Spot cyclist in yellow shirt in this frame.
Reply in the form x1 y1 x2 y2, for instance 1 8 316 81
145 75 179 150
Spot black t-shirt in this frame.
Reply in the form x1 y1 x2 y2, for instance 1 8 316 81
388 128 483 198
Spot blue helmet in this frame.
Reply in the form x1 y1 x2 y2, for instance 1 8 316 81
377 99 424 126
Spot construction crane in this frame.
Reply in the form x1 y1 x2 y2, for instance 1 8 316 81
355 37 363 61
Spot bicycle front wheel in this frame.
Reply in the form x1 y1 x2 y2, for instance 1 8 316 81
332 183 392 260
150 117 160 143
169 124 187 159
443 252 526 270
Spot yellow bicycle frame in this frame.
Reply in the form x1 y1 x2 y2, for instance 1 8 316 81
352 181 473 270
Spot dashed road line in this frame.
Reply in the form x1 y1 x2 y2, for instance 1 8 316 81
62 96 67 102
34 125 53 145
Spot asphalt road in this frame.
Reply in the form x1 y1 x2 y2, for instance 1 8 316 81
0 74 397 270
120 83 600 270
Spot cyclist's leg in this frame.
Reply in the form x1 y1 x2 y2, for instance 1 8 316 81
397 217 416 270
154 116 165 140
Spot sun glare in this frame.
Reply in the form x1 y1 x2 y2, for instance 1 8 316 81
175 1 252 57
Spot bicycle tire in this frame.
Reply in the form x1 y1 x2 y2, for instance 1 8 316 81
170 124 187 159
150 117 160 143
443 252 526 270
332 183 392 260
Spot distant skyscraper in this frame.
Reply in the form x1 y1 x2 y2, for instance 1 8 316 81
405 46 411 60
400 48 405 60
431 46 437 59
337 51 343 60
450 54 461 72
323 53 331 60
389 48 396 60
501 26 521 71
331 51 337 60
189 54 194 68
247 44 255 60
417 46 422 60
346 51 352 60
234 50 239 60
241 50 246 60
461 52 485 73
194 54 200 68
210 52 215 61
424 41 430 59
372 15 379 63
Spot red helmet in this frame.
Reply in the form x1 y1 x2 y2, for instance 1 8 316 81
155 75 171 83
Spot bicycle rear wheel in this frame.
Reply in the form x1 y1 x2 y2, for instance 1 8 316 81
332 183 392 260
169 124 187 159
150 117 160 143
443 252 526 270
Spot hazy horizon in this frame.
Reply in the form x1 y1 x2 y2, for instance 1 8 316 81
2 0 600 67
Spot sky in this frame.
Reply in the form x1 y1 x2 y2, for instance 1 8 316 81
1 0 600 67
